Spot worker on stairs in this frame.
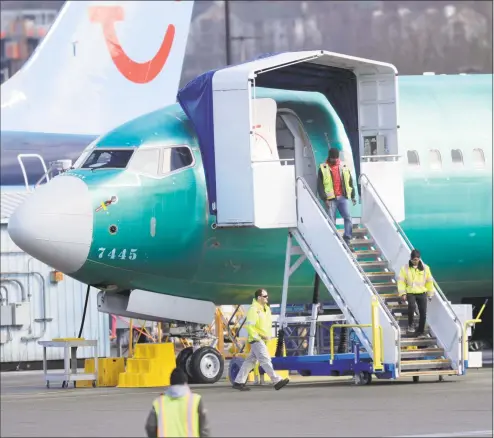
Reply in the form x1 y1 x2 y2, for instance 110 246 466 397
145 368 210 437
232 289 290 392
397 249 435 338
317 147 357 251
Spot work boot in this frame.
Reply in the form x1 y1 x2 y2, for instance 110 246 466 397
232 382 250 391
274 378 289 390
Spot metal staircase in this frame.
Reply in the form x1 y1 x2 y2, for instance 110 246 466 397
276 176 465 381
337 227 457 379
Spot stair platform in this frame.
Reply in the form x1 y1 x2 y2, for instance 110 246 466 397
271 351 393 380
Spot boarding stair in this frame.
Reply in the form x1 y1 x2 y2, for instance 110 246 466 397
279 176 465 380
337 227 455 378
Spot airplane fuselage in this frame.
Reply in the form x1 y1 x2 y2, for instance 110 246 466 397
48 74 492 306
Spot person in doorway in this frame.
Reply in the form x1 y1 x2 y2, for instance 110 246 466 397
232 289 290 391
145 368 210 438
397 249 435 338
317 147 357 248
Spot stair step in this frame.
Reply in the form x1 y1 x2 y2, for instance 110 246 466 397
380 293 401 301
390 307 409 315
388 302 408 309
400 369 458 378
400 359 451 371
396 317 430 330
359 261 389 270
367 271 396 280
401 328 432 337
354 250 382 260
350 238 375 247
400 348 445 359
338 228 368 236
401 337 438 347
373 282 398 292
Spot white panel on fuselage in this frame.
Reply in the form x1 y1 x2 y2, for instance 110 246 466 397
213 86 254 225
361 160 405 223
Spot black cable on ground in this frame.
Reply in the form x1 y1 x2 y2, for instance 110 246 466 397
275 328 285 357
337 327 348 353
78 284 91 338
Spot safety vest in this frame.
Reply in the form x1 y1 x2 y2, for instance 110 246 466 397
397 264 434 296
152 392 201 437
245 299 273 343
320 163 353 201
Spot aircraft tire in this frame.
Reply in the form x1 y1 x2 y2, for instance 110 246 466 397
189 346 224 384
176 347 198 383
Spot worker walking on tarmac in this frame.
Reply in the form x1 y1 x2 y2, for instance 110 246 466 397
317 147 357 250
397 249 435 338
145 368 210 437
232 289 290 391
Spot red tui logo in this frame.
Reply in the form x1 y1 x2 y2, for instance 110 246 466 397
89 5 175 84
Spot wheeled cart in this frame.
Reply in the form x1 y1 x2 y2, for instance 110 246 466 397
38 339 98 388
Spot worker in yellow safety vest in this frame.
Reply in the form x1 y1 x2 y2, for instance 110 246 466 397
232 288 290 392
145 368 210 437
397 249 435 338
317 147 357 250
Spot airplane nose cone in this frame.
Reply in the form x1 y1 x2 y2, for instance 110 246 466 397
8 176 93 274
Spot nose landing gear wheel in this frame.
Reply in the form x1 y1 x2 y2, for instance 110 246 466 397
189 346 224 384
176 347 197 383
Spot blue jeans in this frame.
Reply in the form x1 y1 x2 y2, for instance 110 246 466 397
327 196 352 242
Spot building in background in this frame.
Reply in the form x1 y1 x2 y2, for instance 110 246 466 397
0 8 59 82
1 194 110 369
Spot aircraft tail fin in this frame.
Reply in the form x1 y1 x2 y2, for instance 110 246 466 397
1 0 194 135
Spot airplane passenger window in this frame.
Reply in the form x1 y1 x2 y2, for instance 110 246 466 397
472 148 485 169
429 149 442 170
81 149 134 169
451 149 463 166
407 150 420 166
161 146 194 174
127 148 160 176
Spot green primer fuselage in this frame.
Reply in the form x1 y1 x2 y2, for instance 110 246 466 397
69 74 493 306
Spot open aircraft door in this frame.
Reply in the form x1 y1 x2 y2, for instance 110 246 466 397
251 98 297 228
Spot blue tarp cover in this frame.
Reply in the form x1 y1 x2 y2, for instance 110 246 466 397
177 69 218 214
177 53 359 215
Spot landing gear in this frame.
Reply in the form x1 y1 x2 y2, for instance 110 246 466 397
354 371 372 385
438 375 445 382
176 347 196 382
413 376 420 383
189 346 224 384
177 346 224 384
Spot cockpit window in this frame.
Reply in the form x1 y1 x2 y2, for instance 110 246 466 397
161 146 194 174
80 149 134 169
127 148 160 176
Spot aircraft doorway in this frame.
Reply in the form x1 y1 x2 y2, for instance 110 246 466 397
276 109 317 194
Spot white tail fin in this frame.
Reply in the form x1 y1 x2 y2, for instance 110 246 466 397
1 0 194 135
